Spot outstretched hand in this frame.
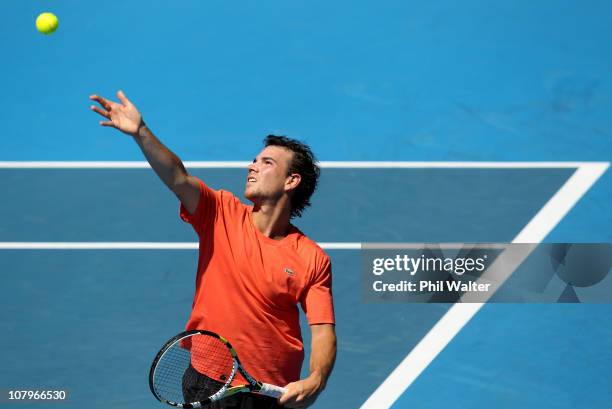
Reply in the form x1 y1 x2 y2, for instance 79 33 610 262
90 90 142 136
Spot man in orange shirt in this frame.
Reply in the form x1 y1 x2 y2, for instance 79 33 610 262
90 91 337 409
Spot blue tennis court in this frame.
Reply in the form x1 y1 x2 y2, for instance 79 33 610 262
1 1 611 408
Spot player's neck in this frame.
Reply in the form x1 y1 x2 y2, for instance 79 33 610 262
251 200 292 240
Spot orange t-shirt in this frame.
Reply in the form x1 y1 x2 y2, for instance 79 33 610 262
179 178 335 387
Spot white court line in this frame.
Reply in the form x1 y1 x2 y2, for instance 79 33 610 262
0 242 361 250
360 161 610 409
0 161 600 250
0 161 607 169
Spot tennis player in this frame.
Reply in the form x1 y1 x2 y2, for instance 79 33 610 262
90 91 336 409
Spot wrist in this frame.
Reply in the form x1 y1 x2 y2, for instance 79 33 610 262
132 119 147 139
306 371 325 391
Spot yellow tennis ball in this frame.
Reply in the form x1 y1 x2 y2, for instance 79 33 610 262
36 12 59 35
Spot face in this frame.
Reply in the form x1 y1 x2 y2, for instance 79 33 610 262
244 145 299 203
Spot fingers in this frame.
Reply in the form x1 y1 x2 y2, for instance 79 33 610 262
278 385 293 405
90 105 110 119
89 94 113 110
117 90 130 106
99 120 115 127
278 390 300 406
278 381 316 408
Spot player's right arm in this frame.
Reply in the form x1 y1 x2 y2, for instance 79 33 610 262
89 91 200 214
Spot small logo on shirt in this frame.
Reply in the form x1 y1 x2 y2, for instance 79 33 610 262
284 267 295 276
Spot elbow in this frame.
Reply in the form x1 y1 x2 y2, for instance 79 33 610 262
328 330 337 354
170 171 191 192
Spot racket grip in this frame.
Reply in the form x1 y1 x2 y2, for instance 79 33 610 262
259 383 287 398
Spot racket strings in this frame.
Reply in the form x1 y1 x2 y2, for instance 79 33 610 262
190 334 235 383
152 334 234 405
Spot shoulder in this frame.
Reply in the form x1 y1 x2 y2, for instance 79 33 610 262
293 228 331 271
217 189 249 214
192 182 249 215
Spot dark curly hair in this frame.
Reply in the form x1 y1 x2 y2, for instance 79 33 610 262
264 135 320 219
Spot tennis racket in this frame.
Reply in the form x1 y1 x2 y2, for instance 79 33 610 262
149 330 287 408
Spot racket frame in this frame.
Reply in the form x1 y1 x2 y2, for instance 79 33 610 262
149 330 236 408
149 330 286 408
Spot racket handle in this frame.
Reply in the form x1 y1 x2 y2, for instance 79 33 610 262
259 383 287 398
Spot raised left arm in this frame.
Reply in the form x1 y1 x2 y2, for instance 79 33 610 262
279 323 337 408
